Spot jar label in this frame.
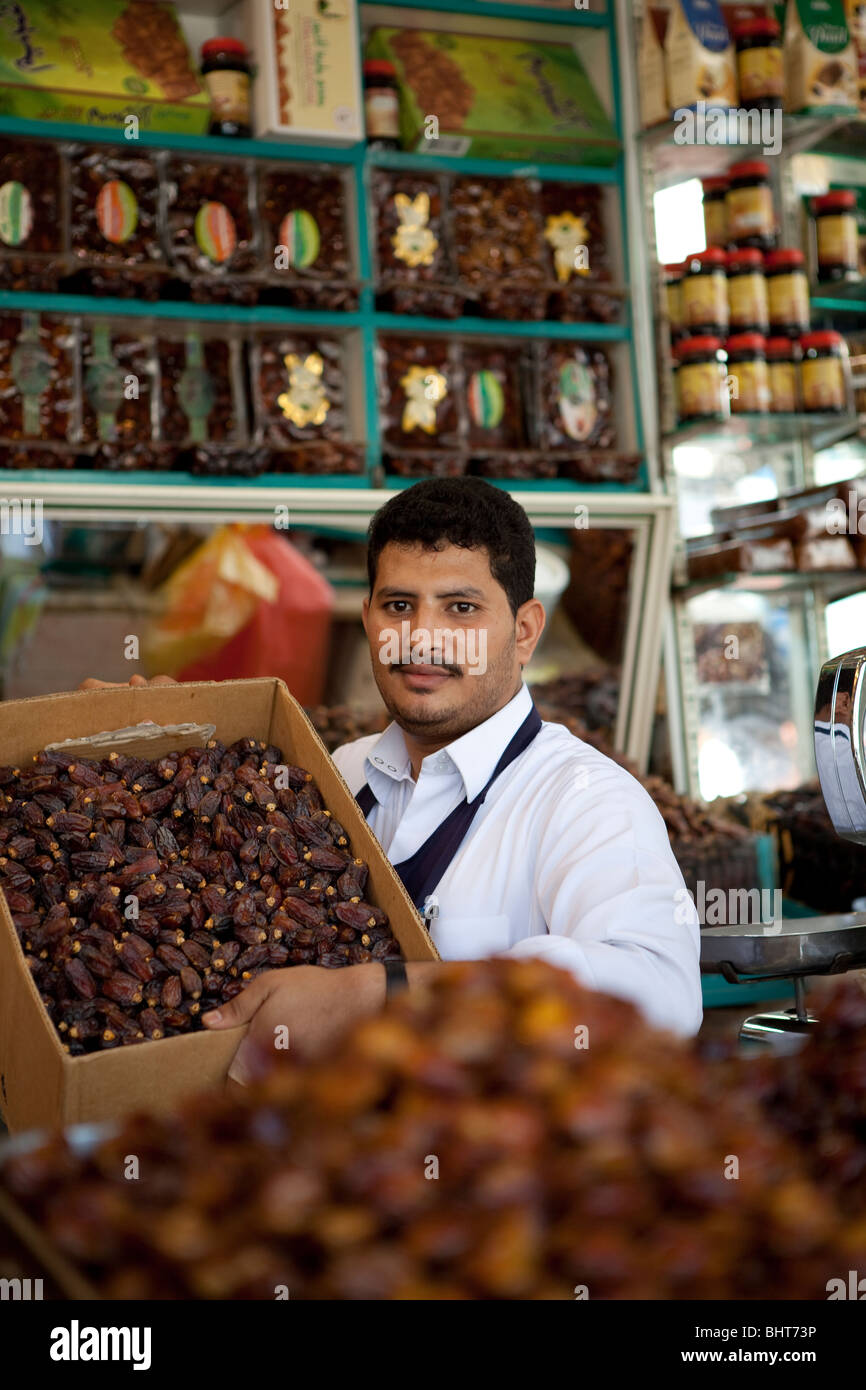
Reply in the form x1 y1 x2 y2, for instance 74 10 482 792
677 361 725 418
194 201 237 264
728 271 769 327
768 361 798 412
730 359 771 412
204 69 250 124
279 209 321 269
703 200 727 248
802 356 846 410
665 282 682 329
817 212 858 269
96 180 139 246
0 180 32 247
727 184 774 239
738 45 784 100
768 271 811 327
557 358 597 441
682 270 728 328
366 89 400 138
467 370 505 429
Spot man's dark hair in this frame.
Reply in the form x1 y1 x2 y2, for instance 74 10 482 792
366 478 535 617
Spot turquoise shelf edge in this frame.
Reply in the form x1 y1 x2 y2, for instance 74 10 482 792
367 149 622 183
0 292 631 340
0 118 620 184
364 0 609 26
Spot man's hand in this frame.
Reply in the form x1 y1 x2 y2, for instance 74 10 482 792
202 964 387 1084
78 675 178 689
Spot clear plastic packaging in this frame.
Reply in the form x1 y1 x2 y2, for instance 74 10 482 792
163 156 258 303
258 163 358 311
0 138 65 292
68 145 167 300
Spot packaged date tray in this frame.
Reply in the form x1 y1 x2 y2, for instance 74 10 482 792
0 312 79 454
0 138 65 292
258 163 359 312
372 170 462 319
67 144 167 300
252 331 363 459
163 156 258 304
378 335 461 451
157 329 248 450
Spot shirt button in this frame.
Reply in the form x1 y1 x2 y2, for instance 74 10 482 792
387 764 397 772
373 757 384 765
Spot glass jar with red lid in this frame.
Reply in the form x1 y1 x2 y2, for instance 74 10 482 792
682 247 728 335
701 177 728 249
364 60 400 148
675 336 728 422
726 332 770 413
726 160 776 251
800 330 849 413
200 37 252 139
812 191 860 284
726 248 768 332
734 18 783 111
764 249 810 335
765 337 800 413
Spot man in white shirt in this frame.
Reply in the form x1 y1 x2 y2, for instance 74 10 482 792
203 477 702 1073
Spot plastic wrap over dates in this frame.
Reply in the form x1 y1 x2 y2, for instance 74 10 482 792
0 737 401 1052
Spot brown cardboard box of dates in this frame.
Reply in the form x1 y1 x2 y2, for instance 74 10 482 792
0 679 437 1133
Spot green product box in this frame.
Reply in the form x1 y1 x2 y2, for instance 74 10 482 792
0 1 210 135
365 27 620 166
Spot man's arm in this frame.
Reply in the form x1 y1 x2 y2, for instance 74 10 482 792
505 760 703 1037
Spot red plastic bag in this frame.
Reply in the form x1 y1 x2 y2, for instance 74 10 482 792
147 525 334 706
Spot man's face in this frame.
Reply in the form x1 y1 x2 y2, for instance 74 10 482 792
362 540 544 742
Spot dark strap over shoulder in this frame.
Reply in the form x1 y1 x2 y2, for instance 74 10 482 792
353 702 542 913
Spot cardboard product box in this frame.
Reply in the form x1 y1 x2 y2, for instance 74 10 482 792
0 0 209 135
0 679 437 1133
783 0 858 113
246 0 363 143
365 27 620 166
638 8 669 129
664 0 738 112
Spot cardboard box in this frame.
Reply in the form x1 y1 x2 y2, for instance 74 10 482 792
246 0 363 143
365 27 620 166
0 679 437 1133
0 1 210 135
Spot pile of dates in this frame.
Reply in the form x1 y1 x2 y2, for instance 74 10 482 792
4 959 865 1300
0 737 401 1053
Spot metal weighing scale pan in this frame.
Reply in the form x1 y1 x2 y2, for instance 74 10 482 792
701 912 866 983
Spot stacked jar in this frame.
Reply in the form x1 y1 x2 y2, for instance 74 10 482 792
811 191 861 285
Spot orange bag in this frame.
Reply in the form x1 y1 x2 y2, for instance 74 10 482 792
144 525 334 706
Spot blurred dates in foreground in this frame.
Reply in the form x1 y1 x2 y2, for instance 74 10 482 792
0 737 401 1053
4 961 866 1299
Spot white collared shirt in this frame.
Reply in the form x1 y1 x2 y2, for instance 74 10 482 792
332 684 703 1036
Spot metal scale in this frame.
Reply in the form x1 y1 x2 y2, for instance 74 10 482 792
700 645 866 1044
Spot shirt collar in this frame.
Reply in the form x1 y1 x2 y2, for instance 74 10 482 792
363 683 534 804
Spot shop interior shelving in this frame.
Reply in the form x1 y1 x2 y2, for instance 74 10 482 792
0 0 672 768
630 1 866 798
